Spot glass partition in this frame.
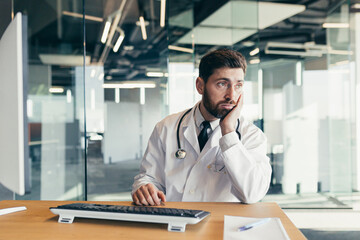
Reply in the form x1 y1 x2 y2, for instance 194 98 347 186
84 0 169 201
11 0 86 200
231 0 261 124
168 0 196 113
262 1 354 208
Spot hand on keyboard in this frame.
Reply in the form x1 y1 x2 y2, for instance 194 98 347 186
132 183 166 206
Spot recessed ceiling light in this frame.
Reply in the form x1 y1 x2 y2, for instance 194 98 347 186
242 41 255 47
249 58 260 64
139 16 148 40
160 0 166 27
250 48 259 56
168 45 193 53
49 87 64 93
124 45 134 51
322 23 349 28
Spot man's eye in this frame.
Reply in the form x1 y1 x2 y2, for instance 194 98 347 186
236 84 243 89
217 82 226 87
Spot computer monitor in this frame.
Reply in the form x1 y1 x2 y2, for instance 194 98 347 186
0 12 30 196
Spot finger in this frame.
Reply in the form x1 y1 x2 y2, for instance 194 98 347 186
148 187 161 205
234 93 243 110
239 92 244 106
230 94 243 117
158 191 166 203
132 194 141 206
140 186 155 206
236 92 242 104
136 189 149 206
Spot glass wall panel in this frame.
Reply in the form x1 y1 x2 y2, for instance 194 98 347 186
326 2 352 194
231 0 261 124
351 2 360 196
168 0 196 113
262 1 354 208
84 0 168 201
11 0 86 200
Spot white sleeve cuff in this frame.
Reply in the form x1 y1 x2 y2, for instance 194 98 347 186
219 131 240 152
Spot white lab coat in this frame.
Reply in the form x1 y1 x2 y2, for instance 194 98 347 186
132 106 272 203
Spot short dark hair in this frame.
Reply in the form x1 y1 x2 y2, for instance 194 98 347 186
199 49 247 82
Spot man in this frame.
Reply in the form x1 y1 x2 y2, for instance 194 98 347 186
132 49 272 206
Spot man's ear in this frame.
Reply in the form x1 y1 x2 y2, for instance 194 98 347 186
196 77 205 95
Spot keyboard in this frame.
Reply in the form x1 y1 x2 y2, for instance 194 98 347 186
50 203 210 232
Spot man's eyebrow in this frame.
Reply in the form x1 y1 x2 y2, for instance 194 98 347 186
215 78 244 82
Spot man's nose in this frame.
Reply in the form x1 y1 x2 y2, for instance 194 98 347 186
225 85 236 101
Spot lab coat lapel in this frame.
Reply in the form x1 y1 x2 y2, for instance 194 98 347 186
182 108 199 155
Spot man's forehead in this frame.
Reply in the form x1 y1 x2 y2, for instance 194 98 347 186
212 67 244 75
211 68 244 79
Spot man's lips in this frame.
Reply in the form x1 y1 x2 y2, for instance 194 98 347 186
219 103 235 110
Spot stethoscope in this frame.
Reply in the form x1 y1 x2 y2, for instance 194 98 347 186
175 108 242 159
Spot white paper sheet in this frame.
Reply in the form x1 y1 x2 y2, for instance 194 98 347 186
223 215 290 240
0 206 27 216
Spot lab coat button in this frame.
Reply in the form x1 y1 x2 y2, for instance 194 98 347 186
189 189 195 194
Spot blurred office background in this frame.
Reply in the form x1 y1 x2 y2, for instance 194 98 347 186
1 0 360 238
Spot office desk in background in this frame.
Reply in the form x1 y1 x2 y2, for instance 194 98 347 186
0 200 306 239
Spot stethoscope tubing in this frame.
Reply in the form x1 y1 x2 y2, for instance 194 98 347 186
176 108 241 158
176 108 193 149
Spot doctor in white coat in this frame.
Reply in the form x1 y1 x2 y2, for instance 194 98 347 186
132 49 272 206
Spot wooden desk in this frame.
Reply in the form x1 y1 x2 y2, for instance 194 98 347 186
0 200 305 239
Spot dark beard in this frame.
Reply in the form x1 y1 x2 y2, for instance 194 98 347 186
202 88 232 119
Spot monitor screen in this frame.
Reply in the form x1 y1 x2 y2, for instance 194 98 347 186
0 12 30 196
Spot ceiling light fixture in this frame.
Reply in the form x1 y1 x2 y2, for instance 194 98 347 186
322 22 349 28
49 87 64 93
146 72 165 77
113 28 125 52
242 41 255 47
168 45 194 53
62 11 103 22
90 69 96 78
139 16 147 40
39 54 91 66
103 81 156 89
265 41 353 57
295 61 302 86
124 45 134 51
99 0 127 63
250 48 259 56
249 59 260 64
140 87 145 105
66 89 72 103
27 99 33 118
101 20 111 44
98 73 104 80
115 88 120 103
160 0 166 27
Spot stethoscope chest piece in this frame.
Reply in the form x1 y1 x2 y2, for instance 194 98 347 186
175 149 187 159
